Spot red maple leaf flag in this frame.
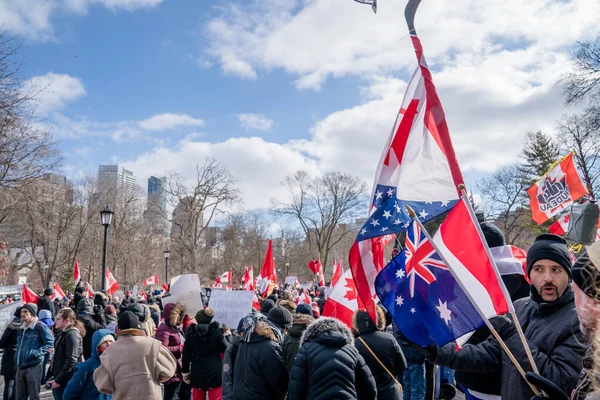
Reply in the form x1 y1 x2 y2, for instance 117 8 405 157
549 213 571 235
317 263 325 287
243 266 255 291
22 284 39 304
51 283 66 300
258 240 276 297
105 268 119 295
73 258 81 287
295 291 312 305
322 269 364 329
85 282 95 298
331 260 343 287
143 274 159 286
528 152 589 225
162 282 169 292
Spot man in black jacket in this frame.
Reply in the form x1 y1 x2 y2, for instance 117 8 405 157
432 234 587 400
77 298 106 359
38 288 56 319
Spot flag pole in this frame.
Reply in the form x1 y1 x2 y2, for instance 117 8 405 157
457 185 540 376
406 205 542 396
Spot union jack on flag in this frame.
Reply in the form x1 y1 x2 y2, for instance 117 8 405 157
404 222 447 298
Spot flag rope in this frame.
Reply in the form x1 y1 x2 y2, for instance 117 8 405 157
405 205 542 397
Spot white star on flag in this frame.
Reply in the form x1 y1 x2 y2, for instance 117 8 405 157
387 188 394 197
410 308 416 314
382 210 392 219
396 296 404 306
441 200 450 207
370 219 380 227
375 190 383 199
395 269 405 279
419 210 429 219
403 221 411 228
436 299 452 325
393 219 402 225
360 228 367 236
381 227 388 232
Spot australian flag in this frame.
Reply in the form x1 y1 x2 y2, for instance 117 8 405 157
375 221 485 347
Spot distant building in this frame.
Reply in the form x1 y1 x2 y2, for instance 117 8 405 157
147 176 167 212
170 196 205 246
204 227 222 248
97 165 136 198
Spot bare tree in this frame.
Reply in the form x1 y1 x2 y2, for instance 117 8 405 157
272 171 367 275
563 37 600 105
476 164 540 247
557 113 600 198
165 158 241 274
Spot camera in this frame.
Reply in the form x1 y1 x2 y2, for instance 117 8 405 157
45 383 52 390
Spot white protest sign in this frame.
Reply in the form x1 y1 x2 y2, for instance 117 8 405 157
161 274 203 317
0 302 21 337
132 285 139 297
209 289 253 329
284 276 297 286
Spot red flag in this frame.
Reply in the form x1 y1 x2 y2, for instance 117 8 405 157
243 266 254 291
141 290 147 301
105 268 119 295
85 282 95 298
21 285 39 304
295 291 311 305
331 260 343 287
317 263 325 287
252 293 260 310
258 240 276 297
51 283 66 300
322 270 364 329
162 282 169 292
73 258 81 287
143 274 159 286
308 257 322 275
528 153 589 225
549 213 570 235
432 197 512 318
215 270 232 285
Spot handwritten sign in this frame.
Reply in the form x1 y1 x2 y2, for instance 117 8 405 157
161 274 203 317
0 302 21 337
209 289 253 329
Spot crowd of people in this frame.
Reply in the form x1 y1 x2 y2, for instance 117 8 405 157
0 224 600 400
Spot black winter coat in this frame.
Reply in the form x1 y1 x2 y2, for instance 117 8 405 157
282 313 313 370
77 300 106 360
232 320 289 400
182 321 228 389
437 286 587 400
288 317 377 400
0 319 19 378
47 327 83 386
355 331 405 400
38 295 56 318
222 335 240 400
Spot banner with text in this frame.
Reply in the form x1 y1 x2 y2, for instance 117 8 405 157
209 289 253 329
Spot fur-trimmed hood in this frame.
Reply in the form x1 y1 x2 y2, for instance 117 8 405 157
163 303 184 326
253 319 279 342
300 317 354 347
116 328 146 338
191 320 221 342
148 303 160 314
288 313 314 338
353 306 385 335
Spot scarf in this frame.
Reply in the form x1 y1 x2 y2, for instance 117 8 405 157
241 312 284 343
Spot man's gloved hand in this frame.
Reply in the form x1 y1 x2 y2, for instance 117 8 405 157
489 315 517 339
525 372 568 400
182 373 190 385
406 340 438 361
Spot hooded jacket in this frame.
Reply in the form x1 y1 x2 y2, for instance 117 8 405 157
222 335 241 400
288 317 377 400
436 286 586 400
0 315 20 378
232 317 289 400
282 313 314 370
182 320 228 389
63 329 114 400
354 308 405 400
47 325 84 386
93 328 177 400
78 299 106 360
154 303 185 385
148 303 161 327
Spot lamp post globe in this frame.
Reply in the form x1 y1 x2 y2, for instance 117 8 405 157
100 205 113 293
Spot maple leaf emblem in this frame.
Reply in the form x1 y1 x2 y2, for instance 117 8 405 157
343 278 358 302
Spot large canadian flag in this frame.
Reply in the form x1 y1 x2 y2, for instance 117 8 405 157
322 269 363 329
106 268 119 295
258 240 276 297
143 274 159 286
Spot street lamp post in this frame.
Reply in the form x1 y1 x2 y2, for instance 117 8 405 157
100 205 114 293
43 264 49 288
164 248 170 285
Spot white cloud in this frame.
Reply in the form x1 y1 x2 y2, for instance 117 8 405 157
236 113 274 132
0 0 164 40
139 113 205 131
22 72 86 115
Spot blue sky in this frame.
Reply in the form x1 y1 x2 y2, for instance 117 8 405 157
3 0 599 210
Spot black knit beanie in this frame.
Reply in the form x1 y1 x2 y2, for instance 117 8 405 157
526 234 572 277
260 299 275 315
268 306 293 330
22 303 38 317
43 288 53 296
118 311 141 331
195 307 214 324
480 222 505 248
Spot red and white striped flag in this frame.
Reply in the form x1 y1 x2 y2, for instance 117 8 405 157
528 153 589 225
73 258 81 287
51 283 66 300
106 268 119 295
143 274 159 286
